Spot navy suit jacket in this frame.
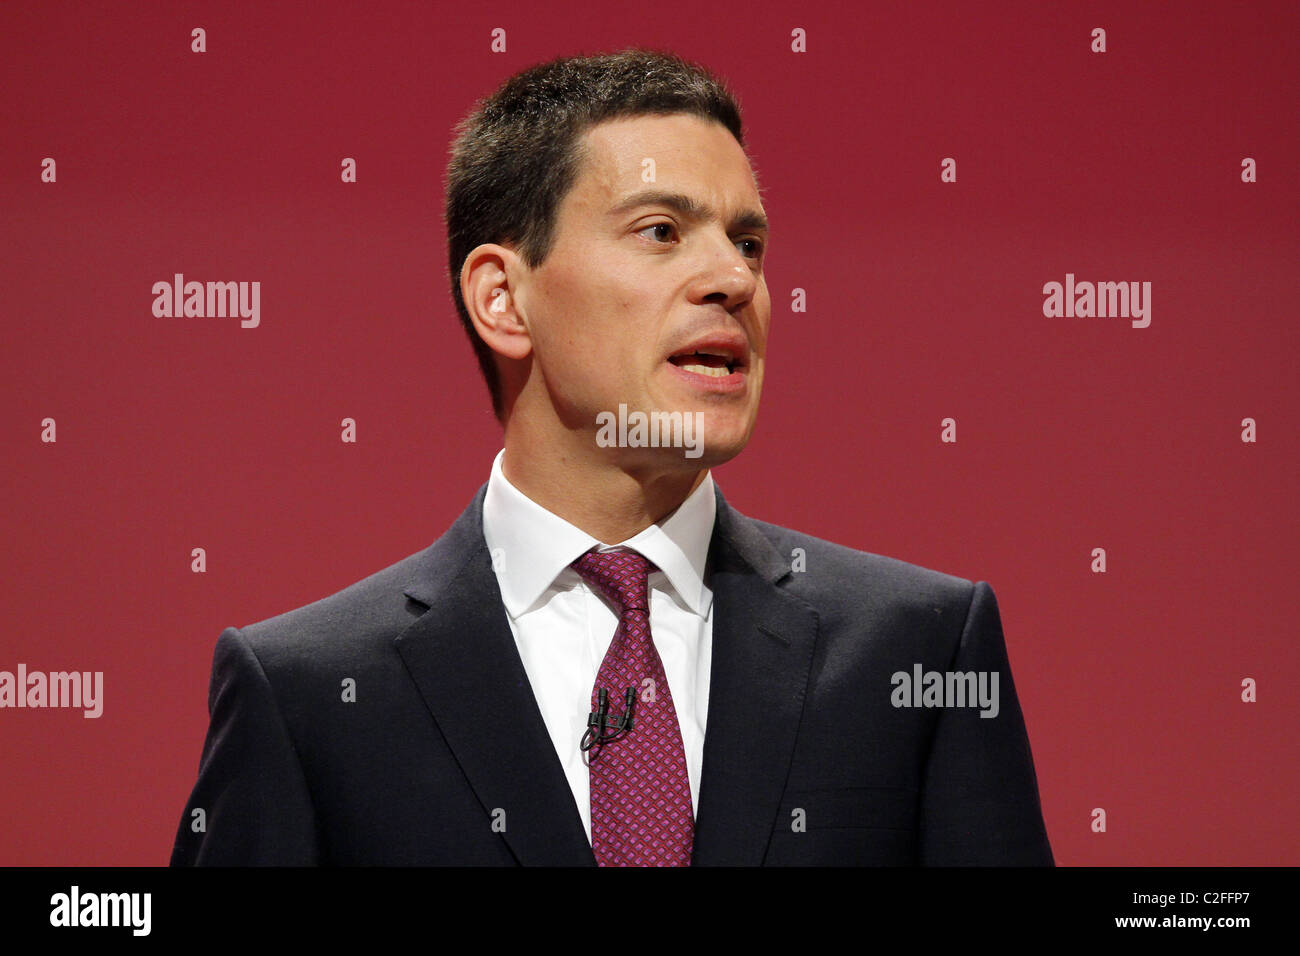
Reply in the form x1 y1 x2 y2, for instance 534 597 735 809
170 483 1053 865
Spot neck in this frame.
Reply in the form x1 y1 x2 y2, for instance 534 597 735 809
501 420 707 544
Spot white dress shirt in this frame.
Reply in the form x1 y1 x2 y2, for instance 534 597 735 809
480 449 715 844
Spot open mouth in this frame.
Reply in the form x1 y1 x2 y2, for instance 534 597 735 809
667 351 737 378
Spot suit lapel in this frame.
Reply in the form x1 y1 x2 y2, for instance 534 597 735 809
392 481 819 867
394 484 596 866
691 490 820 865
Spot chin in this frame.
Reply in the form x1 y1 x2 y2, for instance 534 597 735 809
680 418 752 468
609 421 751 473
595 389 756 467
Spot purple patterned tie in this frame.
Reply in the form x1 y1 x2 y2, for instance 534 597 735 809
571 549 694 866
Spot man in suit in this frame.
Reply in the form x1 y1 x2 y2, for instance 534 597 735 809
170 48 1053 866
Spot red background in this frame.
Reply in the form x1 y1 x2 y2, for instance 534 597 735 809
1 0 1296 865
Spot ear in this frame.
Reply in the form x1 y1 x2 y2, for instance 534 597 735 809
461 243 533 362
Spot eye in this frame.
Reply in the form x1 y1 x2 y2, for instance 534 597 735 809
637 222 765 262
636 222 678 244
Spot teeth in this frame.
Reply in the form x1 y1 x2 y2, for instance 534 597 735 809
681 363 730 378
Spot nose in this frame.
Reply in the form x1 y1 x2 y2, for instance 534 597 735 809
688 229 759 308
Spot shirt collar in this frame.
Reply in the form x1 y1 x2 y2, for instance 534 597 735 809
481 449 716 620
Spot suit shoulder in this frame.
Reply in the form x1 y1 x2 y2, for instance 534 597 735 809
743 515 977 612
232 542 437 670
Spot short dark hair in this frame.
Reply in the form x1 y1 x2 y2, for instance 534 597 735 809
443 48 747 422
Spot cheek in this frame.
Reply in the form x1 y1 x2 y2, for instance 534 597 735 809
531 271 596 363
536 258 660 387
755 287 772 347
585 286 651 370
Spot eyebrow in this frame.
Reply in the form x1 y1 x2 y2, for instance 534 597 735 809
608 189 769 235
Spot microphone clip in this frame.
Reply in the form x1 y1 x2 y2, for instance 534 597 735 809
580 687 636 760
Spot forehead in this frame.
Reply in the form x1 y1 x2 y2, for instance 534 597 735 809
570 113 762 210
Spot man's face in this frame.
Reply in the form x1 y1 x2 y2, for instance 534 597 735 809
516 112 770 469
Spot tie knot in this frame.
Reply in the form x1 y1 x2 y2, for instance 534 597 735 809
571 549 657 614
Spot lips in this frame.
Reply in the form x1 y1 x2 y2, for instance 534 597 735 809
665 332 750 393
670 353 733 377
666 333 748 377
